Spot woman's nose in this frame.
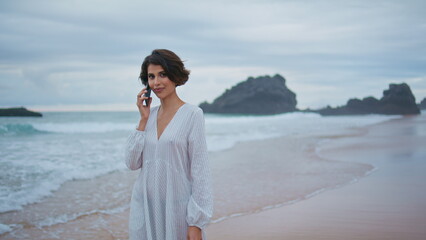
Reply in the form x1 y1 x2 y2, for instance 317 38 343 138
153 76 160 85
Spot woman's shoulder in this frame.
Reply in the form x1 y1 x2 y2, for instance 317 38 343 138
150 105 160 112
183 103 203 115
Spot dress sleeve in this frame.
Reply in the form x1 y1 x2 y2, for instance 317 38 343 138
186 108 213 230
124 129 145 170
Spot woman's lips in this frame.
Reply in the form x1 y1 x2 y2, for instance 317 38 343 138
153 88 164 93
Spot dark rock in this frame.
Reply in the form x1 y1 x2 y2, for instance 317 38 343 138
0 107 43 117
317 83 420 116
419 98 426 110
318 97 380 115
347 96 381 114
378 83 420 114
199 74 297 115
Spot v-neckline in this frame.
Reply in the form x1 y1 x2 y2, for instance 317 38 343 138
155 103 186 141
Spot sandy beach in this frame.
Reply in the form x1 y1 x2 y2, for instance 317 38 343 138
207 115 426 239
1 113 425 239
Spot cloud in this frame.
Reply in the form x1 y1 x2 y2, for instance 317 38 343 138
1 0 425 110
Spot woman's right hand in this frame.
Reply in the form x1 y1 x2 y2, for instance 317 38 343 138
136 88 152 130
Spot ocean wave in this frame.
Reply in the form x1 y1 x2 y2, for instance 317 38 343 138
0 158 126 214
205 111 322 124
35 204 129 228
0 174 68 213
0 122 135 135
205 112 399 152
32 122 135 133
0 112 399 214
0 205 130 237
0 123 46 136
0 223 12 235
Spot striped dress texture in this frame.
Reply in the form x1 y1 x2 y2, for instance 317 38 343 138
124 103 213 240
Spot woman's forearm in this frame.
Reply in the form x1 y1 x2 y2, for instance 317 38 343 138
124 129 146 170
137 118 148 131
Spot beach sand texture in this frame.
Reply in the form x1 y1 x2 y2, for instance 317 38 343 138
1 114 425 239
207 115 426 239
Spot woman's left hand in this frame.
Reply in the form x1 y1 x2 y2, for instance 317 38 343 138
187 226 202 240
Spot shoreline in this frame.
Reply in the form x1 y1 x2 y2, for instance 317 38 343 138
207 114 426 239
0 117 403 239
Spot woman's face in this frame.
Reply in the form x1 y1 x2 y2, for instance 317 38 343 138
147 64 177 100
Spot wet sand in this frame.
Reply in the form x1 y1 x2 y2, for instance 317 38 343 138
207 115 426 239
1 135 370 239
1 114 424 239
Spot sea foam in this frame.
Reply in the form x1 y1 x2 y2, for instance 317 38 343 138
0 223 12 235
0 111 398 214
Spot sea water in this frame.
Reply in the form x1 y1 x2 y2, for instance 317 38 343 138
0 109 397 218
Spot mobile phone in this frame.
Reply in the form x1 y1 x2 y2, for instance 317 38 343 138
144 86 151 106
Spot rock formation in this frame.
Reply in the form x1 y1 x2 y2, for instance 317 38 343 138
199 74 297 115
0 107 43 117
419 97 426 110
317 83 420 115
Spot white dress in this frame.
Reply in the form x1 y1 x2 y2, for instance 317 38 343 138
124 103 213 240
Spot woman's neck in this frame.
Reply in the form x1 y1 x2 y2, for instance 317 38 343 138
159 92 185 112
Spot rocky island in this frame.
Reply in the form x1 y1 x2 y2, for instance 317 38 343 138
316 83 420 115
199 74 297 115
419 98 426 110
199 73 421 116
0 107 43 117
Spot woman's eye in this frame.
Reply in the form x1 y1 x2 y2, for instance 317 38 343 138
148 74 155 79
159 72 167 78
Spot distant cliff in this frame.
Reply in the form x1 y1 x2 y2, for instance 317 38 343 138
0 107 43 117
316 83 420 115
419 98 426 110
199 74 297 115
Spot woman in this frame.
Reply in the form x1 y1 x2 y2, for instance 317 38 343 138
125 49 213 240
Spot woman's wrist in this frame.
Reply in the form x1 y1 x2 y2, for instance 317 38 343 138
136 118 148 131
188 226 201 231
187 226 202 240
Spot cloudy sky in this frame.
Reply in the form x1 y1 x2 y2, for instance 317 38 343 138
1 0 425 111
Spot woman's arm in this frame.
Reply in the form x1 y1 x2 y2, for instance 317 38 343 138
124 128 146 170
186 108 213 232
124 88 151 170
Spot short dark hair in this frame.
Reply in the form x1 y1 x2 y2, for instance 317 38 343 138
139 49 190 86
